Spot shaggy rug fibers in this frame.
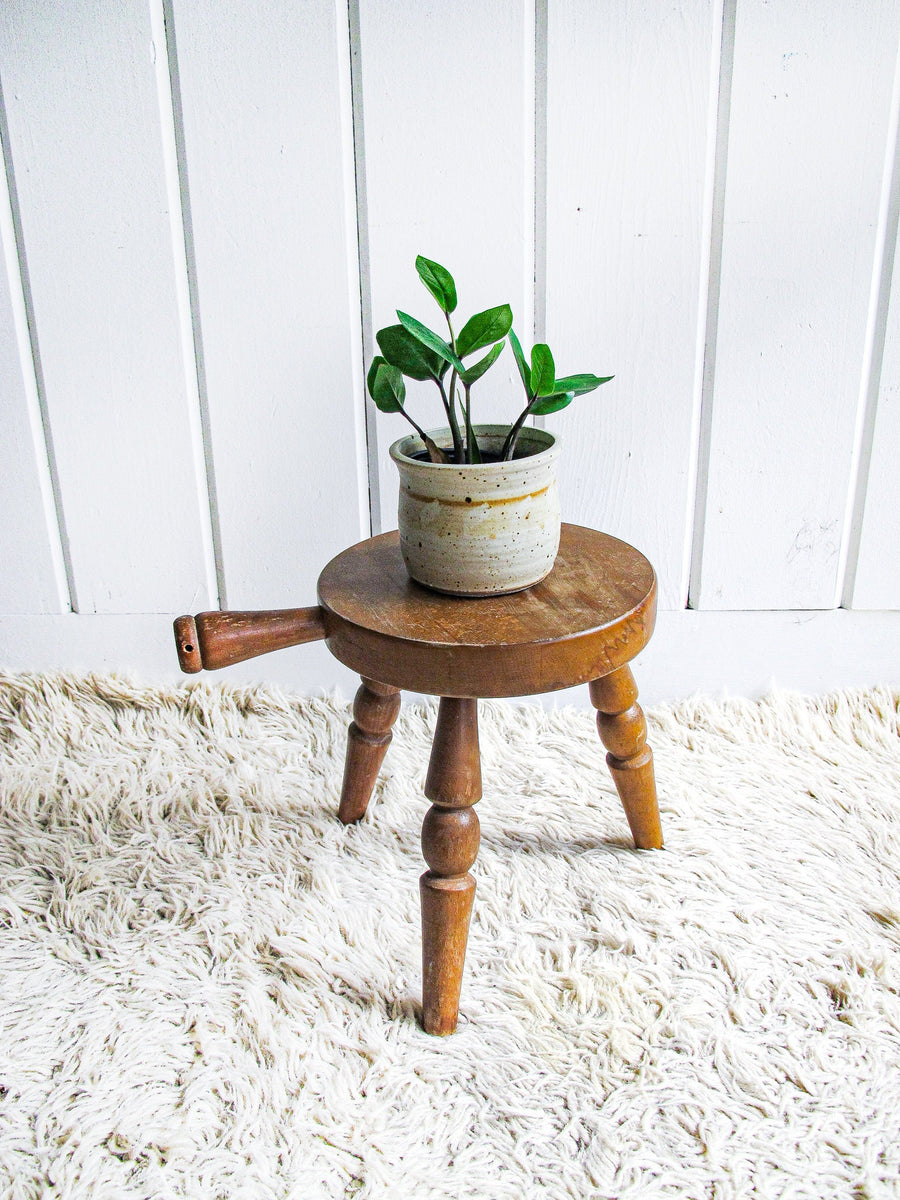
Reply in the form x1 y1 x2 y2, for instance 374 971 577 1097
0 675 898 1199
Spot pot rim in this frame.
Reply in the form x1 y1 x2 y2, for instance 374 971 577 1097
389 423 559 469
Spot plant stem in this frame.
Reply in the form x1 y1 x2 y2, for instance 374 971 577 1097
463 383 474 463
437 378 464 461
500 396 533 460
401 407 447 462
404 409 429 442
448 368 460 445
445 313 465 464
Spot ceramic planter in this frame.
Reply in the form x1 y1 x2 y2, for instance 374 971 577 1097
389 424 561 596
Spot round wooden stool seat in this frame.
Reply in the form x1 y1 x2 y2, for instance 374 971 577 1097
317 523 657 698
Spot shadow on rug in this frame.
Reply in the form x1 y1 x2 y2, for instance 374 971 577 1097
0 673 898 1199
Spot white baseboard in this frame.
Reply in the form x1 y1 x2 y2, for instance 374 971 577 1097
0 609 897 708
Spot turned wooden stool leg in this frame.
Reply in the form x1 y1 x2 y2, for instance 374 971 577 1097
589 665 663 850
337 677 401 824
420 697 481 1035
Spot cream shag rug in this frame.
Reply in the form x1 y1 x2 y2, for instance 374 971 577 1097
0 675 899 1200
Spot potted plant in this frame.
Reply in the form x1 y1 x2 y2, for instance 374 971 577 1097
368 255 612 596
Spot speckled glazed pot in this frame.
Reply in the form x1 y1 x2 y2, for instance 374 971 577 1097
389 424 561 596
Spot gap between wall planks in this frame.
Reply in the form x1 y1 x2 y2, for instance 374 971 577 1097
345 0 381 539
846 24 900 610
529 0 548 439
687 0 735 612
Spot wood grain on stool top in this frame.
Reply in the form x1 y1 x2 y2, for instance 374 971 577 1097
317 524 656 697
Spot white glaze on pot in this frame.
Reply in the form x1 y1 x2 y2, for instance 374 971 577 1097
390 425 561 596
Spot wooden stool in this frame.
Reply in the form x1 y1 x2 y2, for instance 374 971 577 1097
175 523 662 1035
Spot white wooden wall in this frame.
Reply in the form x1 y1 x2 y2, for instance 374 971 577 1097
1 0 899 704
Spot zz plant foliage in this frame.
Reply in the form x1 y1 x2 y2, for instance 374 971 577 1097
367 255 613 464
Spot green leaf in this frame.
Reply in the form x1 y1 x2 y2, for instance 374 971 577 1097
376 324 444 381
530 343 556 397
531 390 574 416
367 355 388 400
509 328 531 395
396 310 465 373
458 340 504 385
554 372 614 395
371 362 406 413
415 255 457 314
456 304 513 359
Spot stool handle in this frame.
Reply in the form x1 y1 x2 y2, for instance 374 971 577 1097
173 607 326 673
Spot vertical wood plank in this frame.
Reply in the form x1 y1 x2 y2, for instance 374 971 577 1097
0 160 66 613
169 0 368 607
695 0 900 609
0 1 212 613
359 0 534 533
544 0 716 610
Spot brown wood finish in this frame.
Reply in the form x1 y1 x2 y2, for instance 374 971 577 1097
420 697 481 1035
174 523 663 1034
173 607 326 672
317 525 656 698
337 678 401 824
590 666 663 850
173 615 203 673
